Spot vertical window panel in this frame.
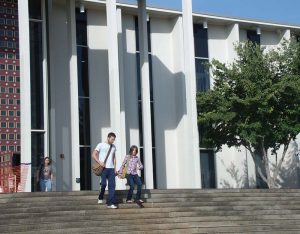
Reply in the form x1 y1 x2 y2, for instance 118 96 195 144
79 98 91 146
195 59 210 92
30 21 44 129
31 132 44 192
194 24 208 58
247 30 261 45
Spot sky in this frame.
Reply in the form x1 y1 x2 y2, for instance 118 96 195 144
118 0 300 26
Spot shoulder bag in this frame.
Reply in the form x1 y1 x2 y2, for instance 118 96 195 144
92 144 113 176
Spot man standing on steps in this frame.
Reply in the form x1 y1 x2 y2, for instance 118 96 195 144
92 132 118 209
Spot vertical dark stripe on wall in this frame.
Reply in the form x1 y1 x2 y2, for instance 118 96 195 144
76 8 91 190
29 0 45 191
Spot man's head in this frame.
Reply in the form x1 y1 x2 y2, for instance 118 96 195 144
107 132 116 144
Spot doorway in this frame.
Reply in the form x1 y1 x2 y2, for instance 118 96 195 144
200 150 216 188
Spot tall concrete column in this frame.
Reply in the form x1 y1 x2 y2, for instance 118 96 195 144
116 7 127 189
281 29 291 41
138 0 154 189
66 0 80 191
19 0 31 192
226 23 239 63
182 0 201 187
106 0 126 189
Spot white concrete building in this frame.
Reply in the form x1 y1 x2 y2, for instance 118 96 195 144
15 0 300 192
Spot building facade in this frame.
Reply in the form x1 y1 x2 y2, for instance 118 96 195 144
1 0 300 192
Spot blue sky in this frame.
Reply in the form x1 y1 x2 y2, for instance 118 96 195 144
118 0 300 26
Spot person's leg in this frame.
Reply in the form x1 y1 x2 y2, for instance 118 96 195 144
133 175 142 200
40 180 46 192
98 169 108 200
45 179 52 192
107 168 116 205
126 174 135 201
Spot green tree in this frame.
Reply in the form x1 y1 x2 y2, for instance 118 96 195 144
197 39 300 188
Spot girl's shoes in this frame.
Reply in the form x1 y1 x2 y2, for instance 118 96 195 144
126 200 133 203
137 199 144 203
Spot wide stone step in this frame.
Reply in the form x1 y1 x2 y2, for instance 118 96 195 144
1 189 300 233
1 216 300 233
3 219 300 234
2 197 300 209
2 206 300 221
2 200 300 214
1 189 300 199
1 211 300 226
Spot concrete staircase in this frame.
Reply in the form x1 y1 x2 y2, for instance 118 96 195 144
1 189 300 233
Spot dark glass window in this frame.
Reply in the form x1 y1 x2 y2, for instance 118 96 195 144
134 16 156 187
6 8 12 14
9 133 14 139
1 122 6 127
138 101 144 144
79 98 91 146
7 64 13 70
76 9 87 46
134 17 139 51
200 150 216 188
195 59 210 92
30 21 44 129
147 21 151 53
80 147 91 190
6 19 13 26
31 132 44 192
247 30 260 45
6 30 13 37
0 41 6 48
77 46 89 97
1 134 6 140
194 24 208 58
29 0 42 20
76 9 91 190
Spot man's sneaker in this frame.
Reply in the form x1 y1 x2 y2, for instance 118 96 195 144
107 204 117 209
97 199 103 204
126 200 133 203
136 199 144 203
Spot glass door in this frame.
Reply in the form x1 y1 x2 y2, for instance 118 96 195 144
200 150 216 188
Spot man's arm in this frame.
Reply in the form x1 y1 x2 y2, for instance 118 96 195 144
113 152 117 174
92 150 104 166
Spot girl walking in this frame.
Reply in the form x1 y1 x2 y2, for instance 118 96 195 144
118 145 144 203
37 157 53 192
